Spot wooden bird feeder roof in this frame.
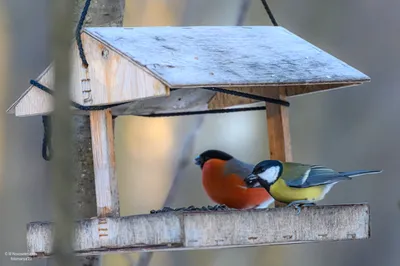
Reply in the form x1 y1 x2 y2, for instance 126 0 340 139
7 26 370 117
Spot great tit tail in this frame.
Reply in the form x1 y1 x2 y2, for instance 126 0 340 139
338 169 383 178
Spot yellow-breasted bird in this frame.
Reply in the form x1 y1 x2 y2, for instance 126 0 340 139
244 159 382 213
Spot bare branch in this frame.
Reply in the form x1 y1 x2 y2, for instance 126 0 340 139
236 0 251 26
135 115 204 266
72 1 126 266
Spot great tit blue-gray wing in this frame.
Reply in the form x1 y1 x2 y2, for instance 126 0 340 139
223 158 254 180
282 163 351 188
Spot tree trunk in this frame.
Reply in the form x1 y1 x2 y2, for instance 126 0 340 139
70 1 125 266
51 0 75 265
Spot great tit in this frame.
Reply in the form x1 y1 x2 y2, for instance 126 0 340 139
244 159 382 213
194 150 274 209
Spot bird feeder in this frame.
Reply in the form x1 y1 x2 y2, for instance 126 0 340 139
7 26 370 257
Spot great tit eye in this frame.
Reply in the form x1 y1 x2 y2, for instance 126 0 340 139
247 179 256 185
256 167 266 173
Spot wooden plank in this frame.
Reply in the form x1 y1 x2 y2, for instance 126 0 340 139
79 33 169 106
284 83 362 97
266 88 292 162
26 204 370 257
85 26 370 88
89 109 120 217
207 84 348 109
118 88 215 115
6 83 352 117
8 83 358 117
7 87 214 117
12 43 94 114
14 87 54 117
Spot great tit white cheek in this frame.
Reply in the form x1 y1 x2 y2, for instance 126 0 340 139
258 166 280 183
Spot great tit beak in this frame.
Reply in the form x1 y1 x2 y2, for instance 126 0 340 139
244 173 261 188
194 156 202 166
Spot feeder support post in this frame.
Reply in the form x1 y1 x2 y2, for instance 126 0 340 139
71 1 125 265
266 88 293 207
89 110 120 217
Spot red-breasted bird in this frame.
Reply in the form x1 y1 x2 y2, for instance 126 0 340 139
194 150 274 209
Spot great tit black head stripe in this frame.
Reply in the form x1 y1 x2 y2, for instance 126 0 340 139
245 160 283 187
244 173 261 188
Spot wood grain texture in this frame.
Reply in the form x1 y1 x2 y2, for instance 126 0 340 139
79 33 169 106
85 26 370 88
207 84 346 109
26 204 370 257
118 88 215 115
13 87 54 117
266 88 293 162
10 64 56 117
9 43 98 116
89 110 119 217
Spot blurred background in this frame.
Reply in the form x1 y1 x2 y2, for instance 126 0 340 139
0 0 399 265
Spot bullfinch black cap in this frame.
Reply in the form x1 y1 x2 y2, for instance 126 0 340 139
194 149 234 168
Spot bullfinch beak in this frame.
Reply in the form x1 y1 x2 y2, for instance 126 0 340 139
245 173 261 188
194 156 202 166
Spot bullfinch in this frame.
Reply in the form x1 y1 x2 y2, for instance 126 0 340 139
244 159 382 213
194 150 274 209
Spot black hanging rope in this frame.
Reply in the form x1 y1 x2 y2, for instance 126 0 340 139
40 0 92 161
32 79 125 162
141 106 267 117
31 80 125 111
31 80 289 115
75 0 91 68
260 0 278 26
42 116 53 161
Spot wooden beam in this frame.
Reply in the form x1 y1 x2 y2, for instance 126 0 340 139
265 88 292 207
89 109 120 217
207 84 349 110
8 83 360 117
266 87 292 162
26 204 370 257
